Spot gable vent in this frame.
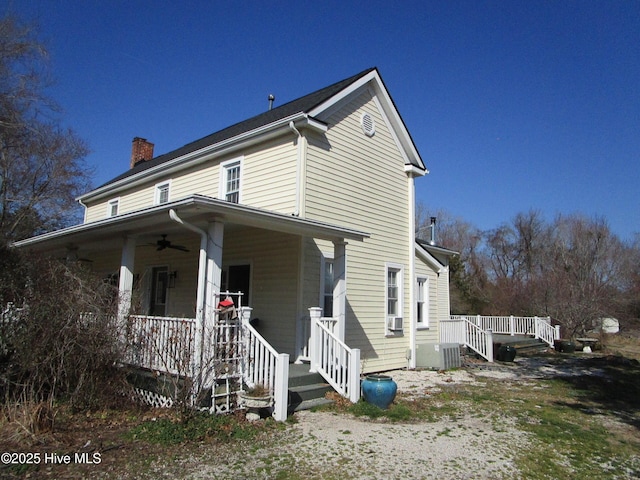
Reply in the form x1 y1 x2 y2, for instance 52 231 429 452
360 112 375 137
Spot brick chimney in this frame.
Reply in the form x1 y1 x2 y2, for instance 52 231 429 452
130 137 154 168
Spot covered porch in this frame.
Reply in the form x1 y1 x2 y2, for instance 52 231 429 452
13 194 369 420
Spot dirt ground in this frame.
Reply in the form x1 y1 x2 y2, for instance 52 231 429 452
1 345 639 479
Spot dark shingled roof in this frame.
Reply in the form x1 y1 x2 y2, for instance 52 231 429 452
99 67 377 189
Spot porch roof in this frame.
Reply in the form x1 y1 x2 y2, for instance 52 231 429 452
13 195 370 254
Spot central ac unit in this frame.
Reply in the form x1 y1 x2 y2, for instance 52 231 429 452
415 343 461 370
388 317 403 331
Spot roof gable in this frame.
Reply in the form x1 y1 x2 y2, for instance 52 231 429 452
82 67 425 200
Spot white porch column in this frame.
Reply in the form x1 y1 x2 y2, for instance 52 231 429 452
205 221 224 324
198 221 224 391
117 236 136 322
332 240 347 342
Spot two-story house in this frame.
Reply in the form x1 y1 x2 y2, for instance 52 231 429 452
15 68 455 418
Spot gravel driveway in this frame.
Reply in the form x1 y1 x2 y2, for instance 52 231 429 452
180 361 539 479
137 355 636 479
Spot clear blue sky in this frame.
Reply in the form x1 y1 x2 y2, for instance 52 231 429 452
4 0 639 240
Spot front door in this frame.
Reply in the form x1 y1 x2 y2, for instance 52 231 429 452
223 264 250 307
149 266 168 316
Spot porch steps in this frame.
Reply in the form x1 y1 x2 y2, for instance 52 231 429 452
494 334 551 355
288 364 334 412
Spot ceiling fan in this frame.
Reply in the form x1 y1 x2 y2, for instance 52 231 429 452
153 234 189 252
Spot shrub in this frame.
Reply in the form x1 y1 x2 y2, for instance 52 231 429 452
1 248 126 417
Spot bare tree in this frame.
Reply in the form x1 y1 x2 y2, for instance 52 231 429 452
540 214 628 337
484 210 551 314
0 15 91 244
416 203 489 313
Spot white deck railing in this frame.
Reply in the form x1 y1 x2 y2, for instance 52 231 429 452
449 315 555 341
239 308 289 422
442 315 560 362
124 315 196 375
309 308 360 403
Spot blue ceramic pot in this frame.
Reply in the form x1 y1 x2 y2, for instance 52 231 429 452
361 374 397 409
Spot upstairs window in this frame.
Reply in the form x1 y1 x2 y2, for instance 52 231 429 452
220 158 242 203
155 181 171 205
107 198 119 217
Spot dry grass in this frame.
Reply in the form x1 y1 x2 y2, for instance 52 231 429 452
604 333 640 360
1 336 639 479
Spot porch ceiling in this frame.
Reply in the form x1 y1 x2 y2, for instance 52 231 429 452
13 195 369 255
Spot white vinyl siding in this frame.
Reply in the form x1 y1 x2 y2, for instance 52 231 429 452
169 161 219 200
223 227 300 356
304 88 412 372
82 136 297 222
241 138 297 213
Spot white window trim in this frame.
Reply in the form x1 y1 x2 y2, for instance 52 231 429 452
385 263 404 336
107 197 120 217
154 180 172 205
320 252 334 317
219 156 243 204
416 276 429 329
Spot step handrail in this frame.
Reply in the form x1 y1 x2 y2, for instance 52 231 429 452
308 307 360 403
461 317 494 362
239 307 289 421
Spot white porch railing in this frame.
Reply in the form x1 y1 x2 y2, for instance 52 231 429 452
296 314 338 362
124 315 196 375
442 315 559 362
239 307 289 421
308 307 360 403
123 308 290 422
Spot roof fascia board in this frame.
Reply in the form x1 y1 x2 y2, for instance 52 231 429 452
79 113 319 203
15 195 369 249
13 197 200 249
308 70 426 172
189 195 368 241
420 242 458 257
370 87 427 176
416 242 444 273
369 75 426 172
404 164 425 176
307 70 379 118
294 116 328 133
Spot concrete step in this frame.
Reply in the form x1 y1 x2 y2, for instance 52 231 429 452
287 363 335 412
288 370 326 388
292 397 334 412
289 382 333 403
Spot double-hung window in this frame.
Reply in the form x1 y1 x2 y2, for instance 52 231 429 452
220 158 242 203
386 264 403 334
107 198 119 217
416 277 429 328
155 181 171 205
